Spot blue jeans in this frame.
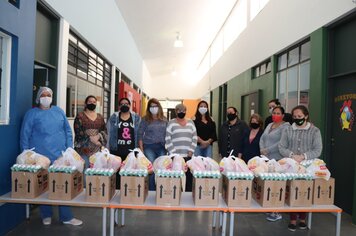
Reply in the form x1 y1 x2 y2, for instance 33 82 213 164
194 145 212 158
143 143 167 190
40 205 73 222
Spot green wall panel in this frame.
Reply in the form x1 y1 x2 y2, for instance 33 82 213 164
309 28 327 145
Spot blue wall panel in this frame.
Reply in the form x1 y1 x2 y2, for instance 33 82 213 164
0 0 37 235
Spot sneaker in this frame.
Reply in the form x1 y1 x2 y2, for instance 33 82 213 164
63 218 83 226
288 223 297 232
42 217 51 225
299 222 307 230
266 213 282 222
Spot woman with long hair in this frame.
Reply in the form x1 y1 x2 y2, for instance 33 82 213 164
74 95 107 168
138 98 167 190
193 101 217 158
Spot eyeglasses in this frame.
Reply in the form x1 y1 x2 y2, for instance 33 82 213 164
120 103 129 106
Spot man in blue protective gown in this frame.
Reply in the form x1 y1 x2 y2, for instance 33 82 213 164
20 87 83 226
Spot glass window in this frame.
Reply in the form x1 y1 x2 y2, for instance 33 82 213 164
8 0 19 7
287 66 298 111
277 71 287 108
266 61 271 73
299 61 310 107
276 40 310 111
67 32 111 119
260 64 266 75
300 41 311 62
278 53 287 70
288 47 299 66
0 32 12 125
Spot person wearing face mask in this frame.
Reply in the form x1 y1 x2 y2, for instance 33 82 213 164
218 106 249 158
20 87 82 226
260 106 290 222
165 103 197 191
193 101 217 158
107 97 141 188
279 105 322 232
138 98 167 190
74 95 107 168
241 113 264 163
264 99 293 129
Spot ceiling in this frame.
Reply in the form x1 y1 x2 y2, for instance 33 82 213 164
115 0 237 87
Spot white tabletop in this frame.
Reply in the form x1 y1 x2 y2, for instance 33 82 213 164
110 191 228 211
0 190 112 208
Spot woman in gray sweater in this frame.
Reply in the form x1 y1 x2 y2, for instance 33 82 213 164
279 105 322 232
260 106 290 160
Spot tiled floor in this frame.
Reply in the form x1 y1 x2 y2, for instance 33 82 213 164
5 205 356 236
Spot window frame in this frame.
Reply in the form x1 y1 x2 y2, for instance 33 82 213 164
0 31 12 125
66 32 111 119
276 40 311 111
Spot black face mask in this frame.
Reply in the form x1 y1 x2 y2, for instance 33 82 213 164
294 118 306 126
227 113 237 121
86 103 96 111
250 123 260 129
177 112 186 119
120 105 130 113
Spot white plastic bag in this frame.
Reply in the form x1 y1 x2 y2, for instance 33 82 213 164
306 159 331 180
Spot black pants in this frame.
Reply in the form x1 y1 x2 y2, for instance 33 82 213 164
184 157 193 192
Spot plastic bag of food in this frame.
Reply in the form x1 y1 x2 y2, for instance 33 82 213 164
171 154 187 172
135 148 153 173
186 156 206 171
306 159 331 180
153 155 172 171
54 147 85 172
16 149 51 169
121 148 153 173
202 157 220 171
247 156 269 174
89 148 121 171
267 159 283 173
278 158 306 173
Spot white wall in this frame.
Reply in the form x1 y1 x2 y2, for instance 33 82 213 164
205 0 356 91
44 0 152 92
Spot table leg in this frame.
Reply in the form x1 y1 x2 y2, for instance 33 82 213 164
221 212 227 236
26 204 30 219
110 208 115 236
336 212 341 236
102 207 107 236
212 211 217 229
308 212 312 229
114 209 118 225
229 212 234 236
121 209 125 226
220 211 223 228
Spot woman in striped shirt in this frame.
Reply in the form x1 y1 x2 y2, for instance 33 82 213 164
165 103 197 191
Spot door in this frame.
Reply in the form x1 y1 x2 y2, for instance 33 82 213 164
329 74 356 214
241 90 260 121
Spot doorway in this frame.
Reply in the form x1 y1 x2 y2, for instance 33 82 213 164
328 74 356 215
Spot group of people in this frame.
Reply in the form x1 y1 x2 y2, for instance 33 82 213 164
19 87 322 232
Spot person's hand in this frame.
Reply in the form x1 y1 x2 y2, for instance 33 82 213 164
293 154 305 163
200 140 210 148
260 149 268 156
90 135 101 146
187 151 193 158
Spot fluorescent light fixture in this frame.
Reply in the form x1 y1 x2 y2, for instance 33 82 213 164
174 32 183 48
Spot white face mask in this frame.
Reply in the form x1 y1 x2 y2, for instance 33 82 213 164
40 97 52 108
198 107 208 115
269 108 274 114
149 106 159 115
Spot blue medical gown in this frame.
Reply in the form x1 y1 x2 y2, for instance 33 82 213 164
20 106 73 162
